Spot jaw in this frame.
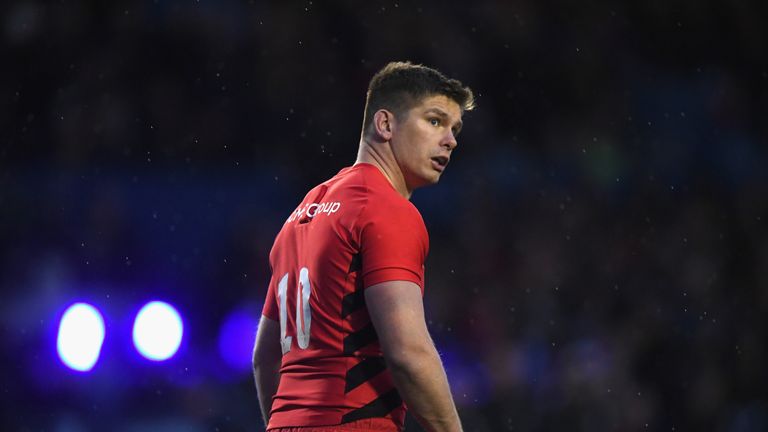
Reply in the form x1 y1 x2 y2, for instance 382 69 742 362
404 163 442 191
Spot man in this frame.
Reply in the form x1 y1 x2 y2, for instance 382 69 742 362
253 61 474 432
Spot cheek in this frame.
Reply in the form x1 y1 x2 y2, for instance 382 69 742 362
412 129 433 153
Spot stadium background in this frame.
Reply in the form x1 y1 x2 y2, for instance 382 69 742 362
2 1 767 431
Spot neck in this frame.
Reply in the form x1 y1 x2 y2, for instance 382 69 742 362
355 135 412 200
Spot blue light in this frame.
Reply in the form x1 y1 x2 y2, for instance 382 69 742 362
57 303 105 372
132 301 183 361
218 306 260 372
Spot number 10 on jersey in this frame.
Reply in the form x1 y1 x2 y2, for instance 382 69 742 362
277 268 312 354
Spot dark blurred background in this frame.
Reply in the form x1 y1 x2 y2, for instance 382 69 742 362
2 1 767 431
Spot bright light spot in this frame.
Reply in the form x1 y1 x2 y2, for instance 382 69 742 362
132 301 183 361
218 307 260 372
57 303 105 372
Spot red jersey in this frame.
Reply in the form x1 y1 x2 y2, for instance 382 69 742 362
262 163 429 431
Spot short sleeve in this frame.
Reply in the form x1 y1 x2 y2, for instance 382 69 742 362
262 272 279 321
359 201 429 292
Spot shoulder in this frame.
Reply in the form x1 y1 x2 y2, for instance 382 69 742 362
364 195 424 229
359 186 428 250
350 165 425 226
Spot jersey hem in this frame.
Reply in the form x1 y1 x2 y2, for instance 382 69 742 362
268 413 402 431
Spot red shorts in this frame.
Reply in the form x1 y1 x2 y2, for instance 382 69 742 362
267 417 401 432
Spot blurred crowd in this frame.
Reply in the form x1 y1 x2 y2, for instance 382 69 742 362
1 1 766 431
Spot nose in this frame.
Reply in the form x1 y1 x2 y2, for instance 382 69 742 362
442 130 457 151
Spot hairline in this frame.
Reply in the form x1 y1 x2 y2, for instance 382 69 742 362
391 92 467 120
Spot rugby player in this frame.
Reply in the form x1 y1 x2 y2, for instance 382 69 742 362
254 61 474 432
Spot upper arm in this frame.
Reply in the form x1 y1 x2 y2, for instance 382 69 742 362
253 315 282 366
365 280 433 366
359 201 429 292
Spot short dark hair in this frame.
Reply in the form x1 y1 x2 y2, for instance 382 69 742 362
362 61 475 134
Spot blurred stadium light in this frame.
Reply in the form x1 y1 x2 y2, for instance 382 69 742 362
217 304 261 373
56 302 106 372
132 301 184 361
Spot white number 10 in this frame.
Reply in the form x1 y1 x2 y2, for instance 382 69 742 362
277 267 312 354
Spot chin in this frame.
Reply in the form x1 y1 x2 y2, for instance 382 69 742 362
423 172 442 185
408 169 441 190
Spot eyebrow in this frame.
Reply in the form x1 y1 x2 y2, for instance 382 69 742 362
424 108 463 134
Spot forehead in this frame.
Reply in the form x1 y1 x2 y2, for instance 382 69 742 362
411 94 463 119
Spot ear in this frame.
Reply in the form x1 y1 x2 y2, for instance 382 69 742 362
372 109 394 141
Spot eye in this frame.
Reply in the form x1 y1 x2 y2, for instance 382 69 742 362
429 118 441 127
